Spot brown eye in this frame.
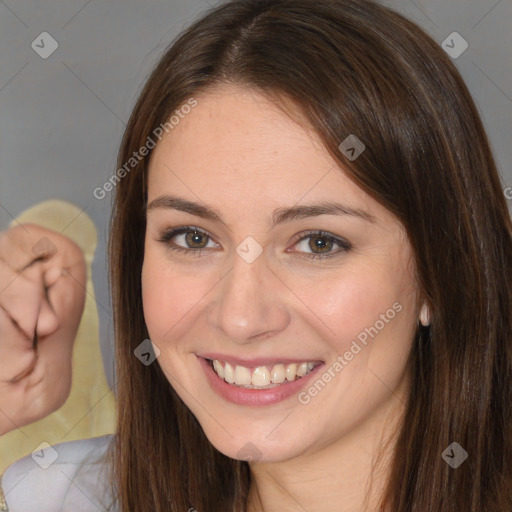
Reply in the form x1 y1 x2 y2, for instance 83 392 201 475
290 230 351 260
157 226 219 255
308 235 334 253
184 231 209 248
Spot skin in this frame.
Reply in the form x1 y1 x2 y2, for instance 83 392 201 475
0 223 86 435
142 84 428 511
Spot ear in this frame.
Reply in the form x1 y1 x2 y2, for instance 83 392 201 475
419 302 431 326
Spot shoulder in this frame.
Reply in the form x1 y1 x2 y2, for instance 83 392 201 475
1 434 117 512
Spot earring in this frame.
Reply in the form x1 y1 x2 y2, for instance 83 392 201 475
418 303 431 327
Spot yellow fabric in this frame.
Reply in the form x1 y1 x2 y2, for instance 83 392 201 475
0 200 116 473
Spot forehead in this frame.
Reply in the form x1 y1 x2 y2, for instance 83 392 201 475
150 86 328 176
146 84 390 226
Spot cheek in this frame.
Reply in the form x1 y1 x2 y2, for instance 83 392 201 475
302 256 417 386
319 269 417 403
141 252 209 342
302 267 398 348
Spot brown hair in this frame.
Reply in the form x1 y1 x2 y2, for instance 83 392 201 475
108 0 512 510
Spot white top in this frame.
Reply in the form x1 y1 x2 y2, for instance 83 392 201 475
1 435 117 511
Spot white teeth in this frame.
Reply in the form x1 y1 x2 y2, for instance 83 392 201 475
213 360 224 379
252 367 270 386
270 364 286 384
296 362 308 377
224 362 235 384
211 359 318 387
234 365 252 385
286 363 297 381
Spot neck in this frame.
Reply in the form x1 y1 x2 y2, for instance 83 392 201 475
245 395 405 512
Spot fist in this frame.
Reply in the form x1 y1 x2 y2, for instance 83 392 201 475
0 223 86 435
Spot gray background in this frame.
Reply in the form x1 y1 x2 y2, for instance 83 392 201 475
1 0 511 388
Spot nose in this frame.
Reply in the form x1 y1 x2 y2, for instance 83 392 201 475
209 249 291 344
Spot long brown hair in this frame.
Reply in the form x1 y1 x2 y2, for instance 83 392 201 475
108 0 512 510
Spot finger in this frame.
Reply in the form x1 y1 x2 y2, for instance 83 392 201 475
0 261 44 340
7 334 39 384
35 293 59 339
0 225 57 273
0 305 37 383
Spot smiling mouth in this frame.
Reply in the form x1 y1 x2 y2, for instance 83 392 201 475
206 359 321 390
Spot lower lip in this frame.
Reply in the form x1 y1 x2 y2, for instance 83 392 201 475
199 357 325 406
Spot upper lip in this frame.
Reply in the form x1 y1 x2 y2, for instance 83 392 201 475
198 353 324 368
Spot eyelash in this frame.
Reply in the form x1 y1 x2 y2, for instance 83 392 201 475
157 226 352 260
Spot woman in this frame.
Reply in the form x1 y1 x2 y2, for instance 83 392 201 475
3 0 512 510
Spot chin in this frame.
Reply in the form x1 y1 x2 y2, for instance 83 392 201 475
197 416 311 464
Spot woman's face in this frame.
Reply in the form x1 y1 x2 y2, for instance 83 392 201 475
142 84 421 463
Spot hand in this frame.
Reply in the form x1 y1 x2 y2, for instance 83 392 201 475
0 223 86 435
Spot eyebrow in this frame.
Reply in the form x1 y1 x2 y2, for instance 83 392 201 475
146 194 376 227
